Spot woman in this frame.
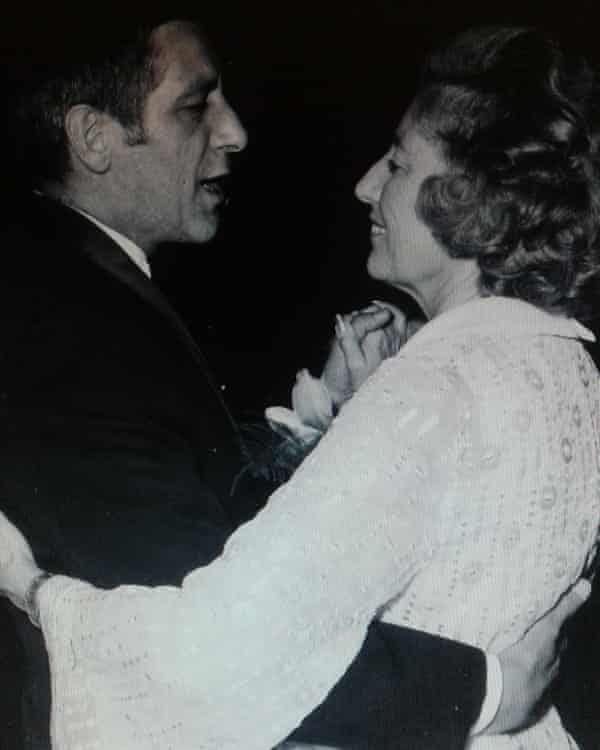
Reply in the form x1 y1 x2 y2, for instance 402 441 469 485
2 25 600 749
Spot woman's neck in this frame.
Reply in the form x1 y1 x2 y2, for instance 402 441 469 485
413 262 483 320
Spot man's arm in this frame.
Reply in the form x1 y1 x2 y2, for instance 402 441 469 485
290 583 588 749
289 623 485 750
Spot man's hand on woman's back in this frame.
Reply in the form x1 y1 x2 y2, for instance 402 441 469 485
488 580 591 735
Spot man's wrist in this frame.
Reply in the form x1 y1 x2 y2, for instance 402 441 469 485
470 653 503 736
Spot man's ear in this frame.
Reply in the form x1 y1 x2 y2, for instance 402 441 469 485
64 105 113 174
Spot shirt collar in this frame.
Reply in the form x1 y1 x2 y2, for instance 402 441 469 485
71 208 152 279
33 192 152 279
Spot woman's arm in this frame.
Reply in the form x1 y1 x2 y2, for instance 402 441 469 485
36 355 465 749
2 543 583 750
0 376 590 750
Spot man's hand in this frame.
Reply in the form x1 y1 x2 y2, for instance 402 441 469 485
487 580 591 735
321 302 422 409
0 510 42 615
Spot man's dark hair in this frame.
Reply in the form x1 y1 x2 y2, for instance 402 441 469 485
8 22 164 188
412 26 600 319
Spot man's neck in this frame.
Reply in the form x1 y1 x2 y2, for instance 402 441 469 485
38 187 152 279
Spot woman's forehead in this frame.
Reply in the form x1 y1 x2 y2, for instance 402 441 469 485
393 107 423 152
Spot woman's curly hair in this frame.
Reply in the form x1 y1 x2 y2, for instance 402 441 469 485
413 26 600 319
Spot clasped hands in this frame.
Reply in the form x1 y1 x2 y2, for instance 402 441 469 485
320 300 422 411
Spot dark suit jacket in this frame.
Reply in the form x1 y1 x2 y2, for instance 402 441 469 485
0 194 485 749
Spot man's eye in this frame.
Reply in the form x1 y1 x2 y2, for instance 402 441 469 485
186 102 209 120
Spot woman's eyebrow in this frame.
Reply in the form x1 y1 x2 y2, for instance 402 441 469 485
392 132 407 151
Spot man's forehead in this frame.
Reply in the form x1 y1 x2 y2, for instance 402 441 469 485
152 20 219 85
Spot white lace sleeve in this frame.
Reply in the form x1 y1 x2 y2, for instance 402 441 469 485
39 354 468 750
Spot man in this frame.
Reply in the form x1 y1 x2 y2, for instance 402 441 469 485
0 15 580 750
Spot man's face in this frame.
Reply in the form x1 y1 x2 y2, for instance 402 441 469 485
111 22 247 251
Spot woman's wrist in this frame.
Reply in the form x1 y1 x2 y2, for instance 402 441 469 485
24 570 53 628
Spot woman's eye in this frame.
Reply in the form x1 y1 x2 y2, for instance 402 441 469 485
388 159 407 174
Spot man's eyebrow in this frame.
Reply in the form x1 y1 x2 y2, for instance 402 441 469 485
175 76 219 103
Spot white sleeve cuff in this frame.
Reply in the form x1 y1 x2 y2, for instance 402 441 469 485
470 653 503 736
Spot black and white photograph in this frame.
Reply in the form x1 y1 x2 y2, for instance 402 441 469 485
1 2 600 748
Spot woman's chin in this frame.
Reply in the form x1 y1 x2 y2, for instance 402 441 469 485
366 254 388 282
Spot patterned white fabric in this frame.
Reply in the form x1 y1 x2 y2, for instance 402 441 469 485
38 297 600 750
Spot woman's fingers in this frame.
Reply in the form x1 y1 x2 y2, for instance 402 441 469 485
335 314 367 373
371 300 409 332
327 302 416 401
346 306 393 340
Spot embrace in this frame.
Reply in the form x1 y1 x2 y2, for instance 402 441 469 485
1 17 599 750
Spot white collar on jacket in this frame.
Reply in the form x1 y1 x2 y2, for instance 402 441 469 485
404 295 595 356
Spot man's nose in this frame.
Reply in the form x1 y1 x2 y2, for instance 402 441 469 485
214 100 248 153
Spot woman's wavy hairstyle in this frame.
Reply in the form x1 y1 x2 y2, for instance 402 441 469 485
413 26 600 318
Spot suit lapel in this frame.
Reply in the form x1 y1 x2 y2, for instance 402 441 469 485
37 195 239 436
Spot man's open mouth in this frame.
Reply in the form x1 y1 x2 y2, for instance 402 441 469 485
199 174 231 202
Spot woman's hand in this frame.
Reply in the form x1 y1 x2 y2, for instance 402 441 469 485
321 302 423 409
0 510 43 616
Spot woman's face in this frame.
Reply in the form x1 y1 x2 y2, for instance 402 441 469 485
355 110 456 309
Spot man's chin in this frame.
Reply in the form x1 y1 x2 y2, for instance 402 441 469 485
183 216 220 245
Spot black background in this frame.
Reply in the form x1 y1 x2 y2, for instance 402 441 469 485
2 1 600 746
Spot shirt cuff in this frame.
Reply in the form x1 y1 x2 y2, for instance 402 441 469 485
470 653 503 736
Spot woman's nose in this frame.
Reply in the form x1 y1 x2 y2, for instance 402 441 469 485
354 160 383 205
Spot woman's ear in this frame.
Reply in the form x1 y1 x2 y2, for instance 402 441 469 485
64 104 112 174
